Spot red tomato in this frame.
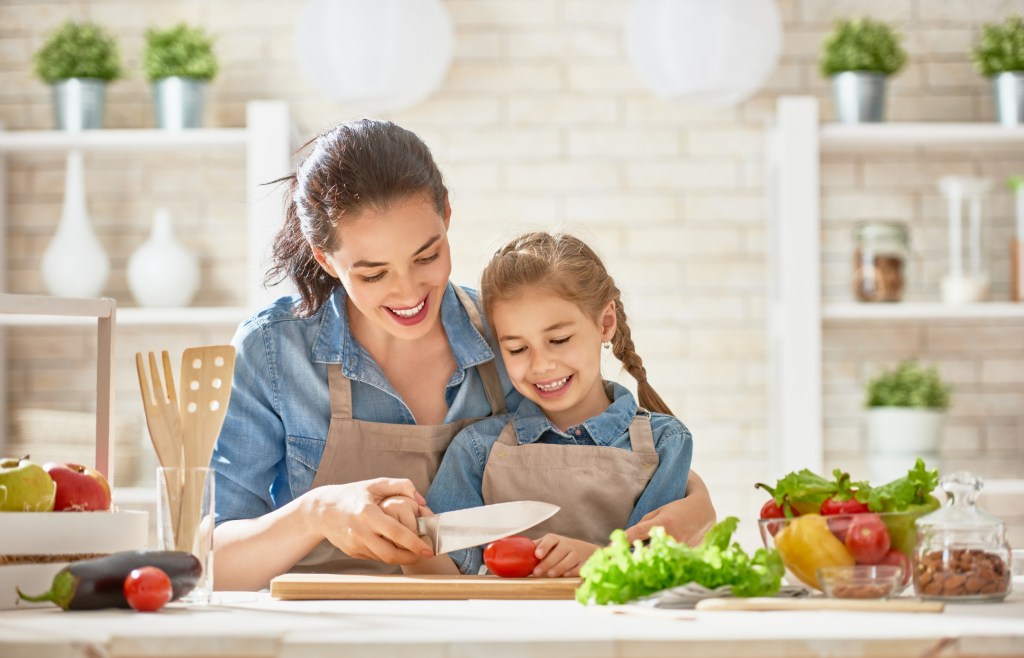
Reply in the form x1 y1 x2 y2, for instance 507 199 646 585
123 566 173 612
877 548 912 586
759 499 787 536
844 513 891 564
484 536 539 578
759 499 785 519
819 496 870 516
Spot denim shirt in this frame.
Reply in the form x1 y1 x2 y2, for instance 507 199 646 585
212 283 522 525
426 381 694 575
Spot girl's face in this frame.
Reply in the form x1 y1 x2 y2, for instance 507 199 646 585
491 289 616 431
313 194 452 342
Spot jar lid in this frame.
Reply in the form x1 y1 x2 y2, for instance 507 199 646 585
915 471 1005 531
853 221 908 242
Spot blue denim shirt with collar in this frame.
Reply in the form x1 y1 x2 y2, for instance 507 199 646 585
213 282 522 526
426 381 694 575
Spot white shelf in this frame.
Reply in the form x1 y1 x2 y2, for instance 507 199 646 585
820 122 1024 151
772 97 1024 478
0 305 250 327
824 302 1024 321
0 128 247 153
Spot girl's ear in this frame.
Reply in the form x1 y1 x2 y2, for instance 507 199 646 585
442 195 452 230
599 300 617 343
311 246 338 278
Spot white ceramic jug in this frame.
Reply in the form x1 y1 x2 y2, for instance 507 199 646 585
127 208 200 307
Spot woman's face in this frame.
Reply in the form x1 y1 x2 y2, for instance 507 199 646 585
490 289 616 430
313 194 452 342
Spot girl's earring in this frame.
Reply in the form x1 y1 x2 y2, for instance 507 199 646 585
602 341 611 350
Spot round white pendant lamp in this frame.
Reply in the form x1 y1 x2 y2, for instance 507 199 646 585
624 0 782 107
294 0 454 113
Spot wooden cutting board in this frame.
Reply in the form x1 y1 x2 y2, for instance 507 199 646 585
695 597 945 613
270 573 582 601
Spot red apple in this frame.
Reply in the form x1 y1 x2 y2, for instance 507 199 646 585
43 462 111 511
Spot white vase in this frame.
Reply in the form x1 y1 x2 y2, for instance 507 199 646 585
127 208 200 307
866 407 944 483
41 150 110 298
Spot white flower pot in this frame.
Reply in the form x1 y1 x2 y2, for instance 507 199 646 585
866 407 944 482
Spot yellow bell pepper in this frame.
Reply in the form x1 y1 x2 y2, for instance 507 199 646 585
774 514 854 590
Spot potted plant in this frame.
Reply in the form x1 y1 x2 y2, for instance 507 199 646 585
820 17 908 123
33 20 122 130
865 360 952 482
143 23 218 129
970 16 1024 126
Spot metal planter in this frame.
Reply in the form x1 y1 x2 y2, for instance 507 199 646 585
832 71 888 123
153 76 206 129
993 72 1024 126
52 78 106 131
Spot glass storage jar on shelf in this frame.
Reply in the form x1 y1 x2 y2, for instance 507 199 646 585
853 221 908 302
913 472 1012 603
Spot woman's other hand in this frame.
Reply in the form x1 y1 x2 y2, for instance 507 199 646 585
624 470 716 546
311 477 434 563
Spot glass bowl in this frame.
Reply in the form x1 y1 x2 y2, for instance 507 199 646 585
818 565 904 599
758 510 927 593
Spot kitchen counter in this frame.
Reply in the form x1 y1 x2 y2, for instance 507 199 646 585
1 590 1023 658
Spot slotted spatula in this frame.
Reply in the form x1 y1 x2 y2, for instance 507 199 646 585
179 345 235 471
177 345 235 551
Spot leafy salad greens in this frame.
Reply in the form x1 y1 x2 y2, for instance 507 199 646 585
575 517 784 605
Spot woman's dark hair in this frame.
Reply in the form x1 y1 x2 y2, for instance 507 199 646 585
481 232 673 416
266 119 448 316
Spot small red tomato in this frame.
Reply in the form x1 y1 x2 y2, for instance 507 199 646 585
759 499 786 519
819 496 870 516
844 513 891 565
483 536 539 578
124 566 173 612
759 499 787 536
877 548 912 586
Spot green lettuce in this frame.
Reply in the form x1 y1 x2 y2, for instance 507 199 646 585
575 517 784 605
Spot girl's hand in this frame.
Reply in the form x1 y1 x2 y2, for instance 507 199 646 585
310 477 434 564
532 534 599 577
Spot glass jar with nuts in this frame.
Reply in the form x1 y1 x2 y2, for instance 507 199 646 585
914 472 1012 603
853 221 908 302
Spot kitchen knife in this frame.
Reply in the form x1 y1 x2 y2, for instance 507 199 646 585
416 501 559 555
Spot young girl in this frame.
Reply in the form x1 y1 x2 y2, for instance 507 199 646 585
403 232 697 577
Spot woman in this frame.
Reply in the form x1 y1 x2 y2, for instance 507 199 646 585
212 119 715 590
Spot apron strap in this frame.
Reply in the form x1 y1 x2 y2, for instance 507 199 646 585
453 285 507 416
327 364 354 419
627 411 657 454
495 421 519 447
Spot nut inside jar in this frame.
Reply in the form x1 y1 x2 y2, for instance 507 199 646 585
914 548 1010 599
854 252 905 302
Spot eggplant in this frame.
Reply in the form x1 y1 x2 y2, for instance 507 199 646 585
16 550 201 610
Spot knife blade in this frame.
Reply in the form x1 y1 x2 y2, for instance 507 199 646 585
416 501 559 555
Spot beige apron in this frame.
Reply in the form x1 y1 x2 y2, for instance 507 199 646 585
293 286 507 573
481 400 660 546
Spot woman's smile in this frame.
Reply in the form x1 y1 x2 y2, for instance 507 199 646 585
385 294 430 325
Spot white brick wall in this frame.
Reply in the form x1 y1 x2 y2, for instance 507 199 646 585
1 0 1022 552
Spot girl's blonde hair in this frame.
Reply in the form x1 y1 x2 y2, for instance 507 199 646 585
481 232 673 415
